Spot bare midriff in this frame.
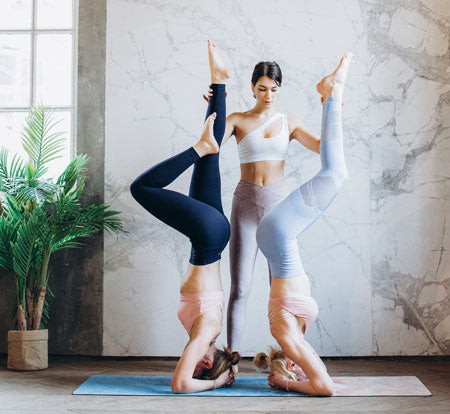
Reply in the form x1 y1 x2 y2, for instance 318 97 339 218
180 261 223 294
240 160 285 186
270 275 311 298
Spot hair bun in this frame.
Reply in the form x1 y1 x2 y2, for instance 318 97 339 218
253 352 269 370
230 351 241 366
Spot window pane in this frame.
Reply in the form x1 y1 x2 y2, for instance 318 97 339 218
36 0 73 29
0 110 71 179
35 34 72 106
0 112 28 161
44 110 71 179
0 35 31 107
0 0 32 30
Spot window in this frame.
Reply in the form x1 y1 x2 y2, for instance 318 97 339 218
0 0 77 178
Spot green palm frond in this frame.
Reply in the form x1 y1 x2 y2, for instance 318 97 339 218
77 204 124 233
1 104 125 330
9 153 25 179
0 148 25 192
52 191 81 237
56 154 88 195
11 208 43 279
21 105 65 178
36 208 52 247
0 215 19 273
0 148 8 182
40 285 54 328
14 179 56 205
1 194 24 221
51 228 95 252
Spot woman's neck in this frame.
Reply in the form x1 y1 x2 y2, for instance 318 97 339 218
250 103 278 116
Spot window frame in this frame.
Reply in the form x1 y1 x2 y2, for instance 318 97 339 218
0 0 79 160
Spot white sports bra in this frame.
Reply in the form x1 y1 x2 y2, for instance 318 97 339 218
237 113 290 164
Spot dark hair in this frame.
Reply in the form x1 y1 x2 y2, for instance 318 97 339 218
251 61 282 86
200 347 241 380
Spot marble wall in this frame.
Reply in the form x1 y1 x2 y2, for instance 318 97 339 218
103 0 449 356
368 0 450 355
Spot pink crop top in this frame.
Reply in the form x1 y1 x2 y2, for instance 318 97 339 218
268 296 318 333
178 291 224 333
237 112 290 164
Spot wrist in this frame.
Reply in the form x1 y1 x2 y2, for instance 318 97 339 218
213 379 217 390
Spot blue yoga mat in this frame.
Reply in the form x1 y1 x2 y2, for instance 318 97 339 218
73 375 306 396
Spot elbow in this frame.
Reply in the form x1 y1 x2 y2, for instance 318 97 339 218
171 378 190 394
313 378 335 397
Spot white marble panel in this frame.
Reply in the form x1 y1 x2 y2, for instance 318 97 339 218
369 0 450 355
103 0 449 357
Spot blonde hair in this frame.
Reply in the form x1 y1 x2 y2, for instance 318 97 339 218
201 347 241 380
253 346 297 381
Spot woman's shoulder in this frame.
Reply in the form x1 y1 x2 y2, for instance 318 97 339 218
227 110 254 126
287 116 307 131
227 111 247 120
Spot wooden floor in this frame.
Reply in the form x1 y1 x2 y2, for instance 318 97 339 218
1 356 449 413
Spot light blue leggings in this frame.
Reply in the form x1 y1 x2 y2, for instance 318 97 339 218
256 97 348 278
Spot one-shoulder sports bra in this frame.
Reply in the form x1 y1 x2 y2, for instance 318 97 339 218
237 112 290 164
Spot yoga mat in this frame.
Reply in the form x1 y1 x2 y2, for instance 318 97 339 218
73 375 431 397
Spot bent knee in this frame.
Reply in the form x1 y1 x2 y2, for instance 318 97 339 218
230 282 252 302
129 179 141 200
200 214 230 249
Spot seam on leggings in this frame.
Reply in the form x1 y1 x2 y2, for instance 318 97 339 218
233 192 286 207
307 181 320 215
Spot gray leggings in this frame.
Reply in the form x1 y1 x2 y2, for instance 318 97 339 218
227 179 291 350
257 97 348 277
227 97 347 350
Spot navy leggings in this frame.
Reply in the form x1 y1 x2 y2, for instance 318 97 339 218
130 84 230 265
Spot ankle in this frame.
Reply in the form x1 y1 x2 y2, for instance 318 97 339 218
193 141 209 157
211 76 226 85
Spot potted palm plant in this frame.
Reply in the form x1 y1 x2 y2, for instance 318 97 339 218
0 105 124 370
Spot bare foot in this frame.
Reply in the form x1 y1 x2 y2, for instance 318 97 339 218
208 40 231 84
193 112 219 157
316 52 353 101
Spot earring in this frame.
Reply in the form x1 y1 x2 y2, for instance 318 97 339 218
253 93 256 98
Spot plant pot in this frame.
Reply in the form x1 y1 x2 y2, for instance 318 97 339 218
7 329 48 371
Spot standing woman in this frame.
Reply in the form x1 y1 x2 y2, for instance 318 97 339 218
254 53 352 396
203 60 322 353
130 41 240 393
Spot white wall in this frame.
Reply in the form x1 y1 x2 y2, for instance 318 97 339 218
103 0 450 356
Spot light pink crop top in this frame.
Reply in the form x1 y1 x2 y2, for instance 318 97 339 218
268 296 318 333
237 112 290 164
178 291 224 333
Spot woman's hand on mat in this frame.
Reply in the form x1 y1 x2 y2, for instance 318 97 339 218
231 364 239 375
268 371 288 390
202 85 227 103
215 369 235 388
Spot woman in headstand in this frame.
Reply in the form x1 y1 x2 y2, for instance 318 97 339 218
204 55 324 357
130 41 240 394
253 53 352 396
